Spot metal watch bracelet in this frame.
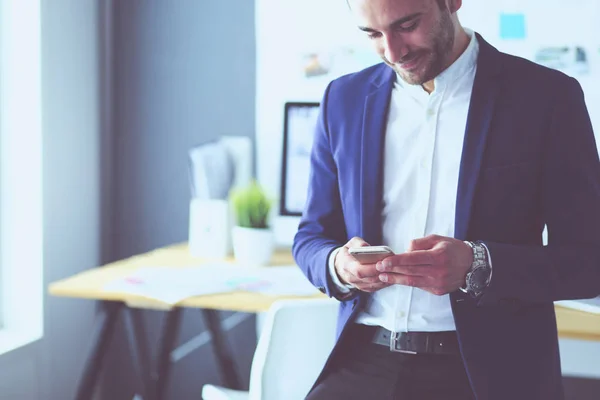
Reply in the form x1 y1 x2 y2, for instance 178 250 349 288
460 241 491 297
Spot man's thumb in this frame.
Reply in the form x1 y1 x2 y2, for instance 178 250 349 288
407 235 439 251
346 236 370 248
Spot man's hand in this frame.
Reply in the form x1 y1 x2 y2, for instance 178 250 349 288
334 237 392 293
375 235 473 296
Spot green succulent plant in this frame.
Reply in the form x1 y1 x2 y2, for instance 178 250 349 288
230 181 273 229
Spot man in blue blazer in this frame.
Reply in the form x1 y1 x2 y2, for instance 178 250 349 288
292 0 600 399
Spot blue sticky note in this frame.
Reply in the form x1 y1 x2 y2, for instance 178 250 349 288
500 13 526 40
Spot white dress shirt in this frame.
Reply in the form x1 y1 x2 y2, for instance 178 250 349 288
329 30 480 333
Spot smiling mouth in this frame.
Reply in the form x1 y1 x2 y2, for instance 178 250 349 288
398 56 421 71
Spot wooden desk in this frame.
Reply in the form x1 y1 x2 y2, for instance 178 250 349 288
49 243 600 400
555 306 600 342
50 242 322 312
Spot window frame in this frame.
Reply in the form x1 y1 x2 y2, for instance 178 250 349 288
0 0 44 356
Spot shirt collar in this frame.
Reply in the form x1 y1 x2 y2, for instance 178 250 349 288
395 28 479 95
435 28 478 91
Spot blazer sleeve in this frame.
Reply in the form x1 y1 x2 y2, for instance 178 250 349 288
292 83 359 301
480 77 600 305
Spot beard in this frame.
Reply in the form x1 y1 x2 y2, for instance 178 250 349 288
386 10 455 86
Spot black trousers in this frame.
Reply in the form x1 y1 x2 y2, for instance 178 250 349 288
306 324 475 400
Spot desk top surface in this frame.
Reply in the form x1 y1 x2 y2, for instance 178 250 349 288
48 243 600 341
49 243 323 313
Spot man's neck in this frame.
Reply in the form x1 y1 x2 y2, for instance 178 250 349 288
422 28 471 94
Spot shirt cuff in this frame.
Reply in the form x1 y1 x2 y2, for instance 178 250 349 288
328 247 354 293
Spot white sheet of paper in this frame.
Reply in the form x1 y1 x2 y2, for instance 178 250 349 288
241 266 321 296
102 264 319 306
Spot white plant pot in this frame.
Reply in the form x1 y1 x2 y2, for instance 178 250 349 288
231 226 274 266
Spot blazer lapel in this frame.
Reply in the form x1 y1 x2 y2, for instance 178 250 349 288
361 66 395 245
454 34 504 240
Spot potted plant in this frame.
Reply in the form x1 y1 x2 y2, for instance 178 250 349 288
229 181 274 266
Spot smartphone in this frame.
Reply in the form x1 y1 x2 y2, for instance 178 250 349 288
348 245 394 264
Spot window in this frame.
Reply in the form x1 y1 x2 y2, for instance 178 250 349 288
0 0 43 355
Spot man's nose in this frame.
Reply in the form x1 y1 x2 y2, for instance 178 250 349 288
383 35 409 64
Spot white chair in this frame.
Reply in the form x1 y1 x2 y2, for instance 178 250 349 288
202 298 340 400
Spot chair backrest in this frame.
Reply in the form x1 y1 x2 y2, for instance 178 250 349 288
248 298 339 400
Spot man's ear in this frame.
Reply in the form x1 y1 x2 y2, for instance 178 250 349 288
448 0 462 14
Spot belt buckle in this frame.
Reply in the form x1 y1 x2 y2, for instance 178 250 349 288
389 331 417 354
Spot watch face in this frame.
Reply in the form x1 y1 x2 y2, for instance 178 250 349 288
469 266 489 291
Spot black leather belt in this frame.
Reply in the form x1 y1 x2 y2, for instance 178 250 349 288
357 325 460 355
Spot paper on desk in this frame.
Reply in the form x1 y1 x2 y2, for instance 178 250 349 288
103 265 241 305
102 264 319 306
555 297 600 315
242 266 321 296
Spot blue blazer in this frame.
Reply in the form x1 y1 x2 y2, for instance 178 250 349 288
293 34 600 400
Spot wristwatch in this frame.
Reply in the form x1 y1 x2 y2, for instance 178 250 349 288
460 241 492 298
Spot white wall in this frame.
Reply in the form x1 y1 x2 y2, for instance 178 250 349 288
458 0 600 133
